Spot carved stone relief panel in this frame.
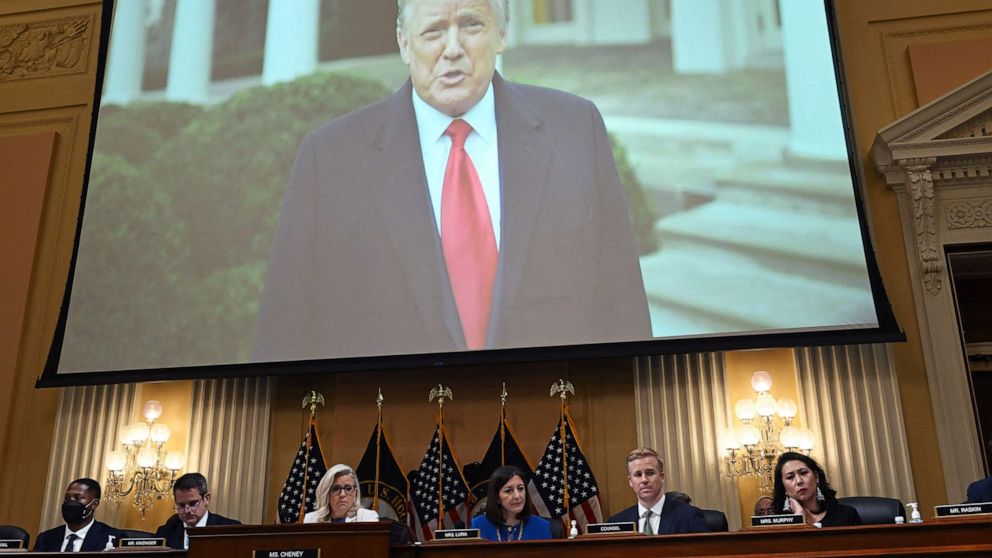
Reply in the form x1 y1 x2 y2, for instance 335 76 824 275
902 158 942 295
0 13 92 81
945 197 992 230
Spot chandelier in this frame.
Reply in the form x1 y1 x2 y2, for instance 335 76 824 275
104 401 186 517
720 371 815 494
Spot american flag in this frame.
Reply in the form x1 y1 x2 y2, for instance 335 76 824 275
277 417 328 523
409 426 471 541
530 410 603 532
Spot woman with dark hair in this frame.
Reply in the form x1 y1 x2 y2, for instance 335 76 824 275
773 452 861 527
471 465 552 541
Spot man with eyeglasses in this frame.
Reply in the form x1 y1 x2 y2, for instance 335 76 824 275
35 478 125 551
154 472 240 549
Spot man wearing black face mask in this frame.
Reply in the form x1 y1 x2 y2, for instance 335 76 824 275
34 478 124 551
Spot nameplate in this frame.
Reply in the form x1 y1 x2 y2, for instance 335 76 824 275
935 502 992 517
0 539 24 549
433 529 480 540
585 522 637 535
252 549 320 558
118 538 167 548
750 514 805 527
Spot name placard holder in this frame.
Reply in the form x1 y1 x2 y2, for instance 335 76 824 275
252 549 321 558
750 514 805 527
935 502 992 518
118 537 167 549
584 522 637 536
428 529 481 543
0 539 24 550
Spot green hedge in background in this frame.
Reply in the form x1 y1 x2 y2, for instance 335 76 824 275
67 72 390 369
611 135 659 256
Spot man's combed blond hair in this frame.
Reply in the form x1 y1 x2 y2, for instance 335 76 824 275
396 0 510 34
625 447 664 474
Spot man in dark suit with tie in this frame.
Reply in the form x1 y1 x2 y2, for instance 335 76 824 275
154 473 241 549
608 448 709 534
254 0 650 362
34 478 124 551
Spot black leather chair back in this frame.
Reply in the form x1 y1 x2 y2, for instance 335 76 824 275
699 509 729 532
838 496 906 525
0 525 30 549
381 519 412 545
120 529 155 539
544 516 564 539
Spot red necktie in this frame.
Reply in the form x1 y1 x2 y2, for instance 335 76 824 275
441 119 498 349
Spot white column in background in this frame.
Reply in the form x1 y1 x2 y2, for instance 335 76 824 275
166 0 216 104
103 0 147 105
589 0 651 45
262 0 320 86
779 0 847 161
670 0 734 74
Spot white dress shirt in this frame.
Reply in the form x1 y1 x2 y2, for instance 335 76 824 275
411 82 502 249
638 494 666 534
303 507 380 523
62 519 93 552
183 510 210 550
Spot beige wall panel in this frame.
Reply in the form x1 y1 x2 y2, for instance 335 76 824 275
0 129 62 534
0 0 103 533
909 37 992 106
0 108 92 532
832 0 992 508
0 130 55 462
1 108 90 382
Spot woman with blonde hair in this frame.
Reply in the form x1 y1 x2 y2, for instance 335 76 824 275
304 464 379 523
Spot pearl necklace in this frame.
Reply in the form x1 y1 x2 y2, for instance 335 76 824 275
496 521 523 542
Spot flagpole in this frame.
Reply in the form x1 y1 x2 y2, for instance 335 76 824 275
373 388 383 511
551 380 574 516
499 383 507 466
429 385 452 528
299 390 324 523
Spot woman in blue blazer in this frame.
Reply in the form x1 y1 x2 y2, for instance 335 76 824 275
471 466 552 542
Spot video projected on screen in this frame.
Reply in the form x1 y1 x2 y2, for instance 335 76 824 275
49 0 893 379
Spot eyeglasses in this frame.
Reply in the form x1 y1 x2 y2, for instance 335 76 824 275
175 498 203 511
330 485 356 494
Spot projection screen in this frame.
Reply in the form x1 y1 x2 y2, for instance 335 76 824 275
39 0 900 386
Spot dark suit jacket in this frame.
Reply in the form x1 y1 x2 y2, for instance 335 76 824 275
34 520 124 552
154 512 241 549
609 497 710 534
820 502 862 527
966 476 992 503
254 73 650 361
